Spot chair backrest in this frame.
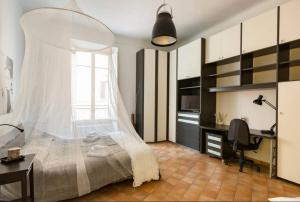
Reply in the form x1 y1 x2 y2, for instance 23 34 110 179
228 119 250 146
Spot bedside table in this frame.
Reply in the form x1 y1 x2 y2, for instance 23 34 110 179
0 154 35 202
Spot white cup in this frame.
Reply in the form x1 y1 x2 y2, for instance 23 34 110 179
7 147 21 160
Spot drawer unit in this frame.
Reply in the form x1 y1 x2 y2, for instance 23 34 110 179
206 133 223 158
176 112 200 150
206 132 235 159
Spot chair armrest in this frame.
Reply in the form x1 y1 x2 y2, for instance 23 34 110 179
252 137 263 146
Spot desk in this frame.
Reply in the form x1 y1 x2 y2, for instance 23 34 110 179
200 123 276 178
0 154 35 201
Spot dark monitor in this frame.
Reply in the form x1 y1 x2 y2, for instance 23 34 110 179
181 96 200 111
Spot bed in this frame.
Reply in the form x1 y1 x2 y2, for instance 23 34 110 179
0 128 132 201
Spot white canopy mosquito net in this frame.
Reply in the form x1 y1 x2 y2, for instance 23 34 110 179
0 1 159 201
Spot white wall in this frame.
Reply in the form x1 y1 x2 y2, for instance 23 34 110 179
0 0 25 95
216 90 276 130
114 35 149 117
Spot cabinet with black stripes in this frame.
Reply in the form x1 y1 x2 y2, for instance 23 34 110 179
206 132 234 159
136 49 168 143
176 112 200 150
206 133 223 158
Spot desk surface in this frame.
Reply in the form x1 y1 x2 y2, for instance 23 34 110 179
200 123 276 139
0 154 35 175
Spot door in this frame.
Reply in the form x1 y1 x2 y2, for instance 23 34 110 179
136 50 144 139
169 50 177 143
205 32 221 63
221 24 241 59
280 0 300 44
178 39 201 79
242 8 277 53
143 49 156 142
157 51 168 141
278 81 300 184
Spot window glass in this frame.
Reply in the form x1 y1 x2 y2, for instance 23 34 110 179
75 52 91 66
73 52 111 121
95 54 108 68
74 66 91 106
95 68 108 106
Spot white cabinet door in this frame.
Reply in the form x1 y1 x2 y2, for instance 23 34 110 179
205 33 221 63
206 25 240 63
143 49 156 142
169 50 177 143
157 51 168 141
280 0 300 44
221 24 241 59
278 81 300 184
178 39 201 80
242 8 277 53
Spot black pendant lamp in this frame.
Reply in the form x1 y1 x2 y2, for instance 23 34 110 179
151 3 177 47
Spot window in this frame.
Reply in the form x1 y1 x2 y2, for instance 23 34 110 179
72 52 111 121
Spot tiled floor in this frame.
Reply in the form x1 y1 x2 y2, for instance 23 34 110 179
73 142 300 201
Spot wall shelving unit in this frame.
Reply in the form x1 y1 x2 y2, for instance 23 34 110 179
278 39 300 82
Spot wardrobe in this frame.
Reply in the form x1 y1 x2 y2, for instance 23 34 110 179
136 49 168 143
277 81 300 184
276 0 300 184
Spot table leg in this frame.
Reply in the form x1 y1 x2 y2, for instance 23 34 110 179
269 139 276 178
30 165 34 202
21 175 27 202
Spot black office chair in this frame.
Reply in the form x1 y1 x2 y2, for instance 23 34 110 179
225 119 262 172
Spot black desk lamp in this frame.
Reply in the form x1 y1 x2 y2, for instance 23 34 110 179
253 95 276 135
0 124 24 132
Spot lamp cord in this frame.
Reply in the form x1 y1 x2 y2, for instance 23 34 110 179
0 124 24 132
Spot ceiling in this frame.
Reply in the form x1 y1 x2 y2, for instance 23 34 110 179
19 0 267 42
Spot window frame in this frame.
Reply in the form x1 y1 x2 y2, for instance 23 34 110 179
73 51 112 122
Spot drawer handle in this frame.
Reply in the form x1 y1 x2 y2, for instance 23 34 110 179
178 113 199 119
208 142 221 149
208 135 221 142
207 149 221 157
178 119 199 125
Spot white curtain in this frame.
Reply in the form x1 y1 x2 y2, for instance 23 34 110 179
0 2 159 200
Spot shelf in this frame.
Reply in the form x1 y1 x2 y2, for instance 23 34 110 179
208 70 240 78
208 82 276 93
242 82 276 90
242 45 277 57
279 38 300 49
178 76 200 81
279 59 300 67
205 55 240 66
242 63 277 73
209 85 241 92
179 86 201 90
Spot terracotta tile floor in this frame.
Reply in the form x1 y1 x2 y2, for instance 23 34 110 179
72 142 300 201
